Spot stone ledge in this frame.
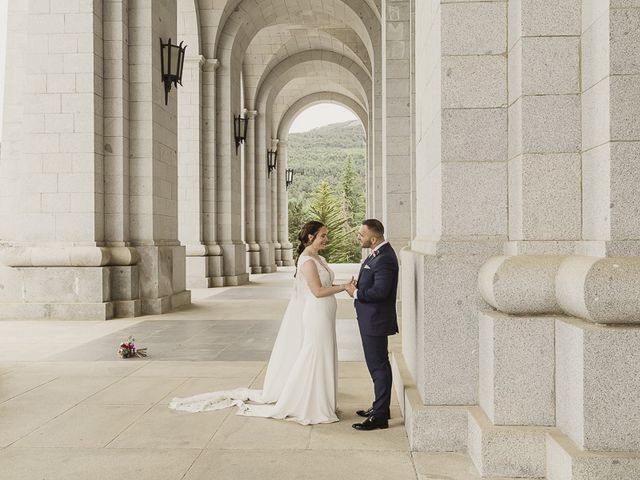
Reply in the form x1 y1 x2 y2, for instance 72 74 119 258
468 406 557 478
391 351 469 453
141 290 191 315
0 302 114 321
547 431 640 480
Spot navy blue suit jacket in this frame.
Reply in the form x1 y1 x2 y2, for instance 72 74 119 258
355 243 399 337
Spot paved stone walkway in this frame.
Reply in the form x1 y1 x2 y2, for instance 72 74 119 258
0 266 482 479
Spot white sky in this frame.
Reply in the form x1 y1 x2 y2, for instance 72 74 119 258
0 0 7 141
289 103 357 133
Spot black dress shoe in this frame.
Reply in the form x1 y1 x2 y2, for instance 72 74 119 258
356 407 374 418
352 415 389 431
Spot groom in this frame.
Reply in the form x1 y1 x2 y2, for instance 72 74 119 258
346 219 399 431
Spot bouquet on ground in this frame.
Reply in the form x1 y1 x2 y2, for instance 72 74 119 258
118 336 147 358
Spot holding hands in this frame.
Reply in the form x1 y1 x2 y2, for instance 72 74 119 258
344 276 357 298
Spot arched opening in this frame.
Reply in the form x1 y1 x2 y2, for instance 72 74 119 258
286 103 366 263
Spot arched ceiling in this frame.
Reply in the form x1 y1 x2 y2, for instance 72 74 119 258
215 0 379 69
272 80 366 137
243 25 371 106
214 0 380 58
258 52 371 114
278 93 367 142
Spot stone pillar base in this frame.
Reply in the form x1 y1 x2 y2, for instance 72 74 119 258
280 243 294 266
391 351 469 452
186 252 224 288
0 302 115 321
113 299 142 317
141 290 191 315
401 241 502 404
136 245 191 313
223 273 250 286
258 242 277 274
219 242 249 285
547 431 640 480
247 243 261 275
0 264 141 320
275 242 282 266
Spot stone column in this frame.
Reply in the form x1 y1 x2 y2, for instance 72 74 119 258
103 0 140 316
506 0 582 255
178 54 212 288
581 2 640 257
244 110 261 273
0 0 137 319
127 0 190 313
409 0 416 241
373 67 384 219
271 138 281 266
255 115 277 273
382 0 412 250
200 58 224 286
405 1 508 407
367 113 375 218
215 59 248 285
277 140 294 266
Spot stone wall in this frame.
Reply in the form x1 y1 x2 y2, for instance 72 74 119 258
0 0 190 319
400 1 640 477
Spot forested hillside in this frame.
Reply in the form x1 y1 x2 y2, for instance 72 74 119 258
286 120 366 202
286 120 366 262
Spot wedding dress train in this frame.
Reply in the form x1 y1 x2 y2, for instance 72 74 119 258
169 255 339 425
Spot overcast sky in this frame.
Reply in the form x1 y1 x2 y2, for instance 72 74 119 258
289 103 358 133
0 0 7 141
0 2 358 140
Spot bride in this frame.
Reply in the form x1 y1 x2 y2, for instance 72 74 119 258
169 221 351 425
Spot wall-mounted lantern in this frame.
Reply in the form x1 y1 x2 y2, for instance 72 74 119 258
234 114 248 154
159 38 186 105
267 149 278 177
285 168 294 189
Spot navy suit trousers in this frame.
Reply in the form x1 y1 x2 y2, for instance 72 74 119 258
361 334 392 420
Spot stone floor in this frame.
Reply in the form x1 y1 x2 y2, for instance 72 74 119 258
0 265 484 480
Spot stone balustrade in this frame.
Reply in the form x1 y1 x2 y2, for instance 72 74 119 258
479 255 640 324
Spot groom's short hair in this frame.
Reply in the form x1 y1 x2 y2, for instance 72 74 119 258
362 219 384 237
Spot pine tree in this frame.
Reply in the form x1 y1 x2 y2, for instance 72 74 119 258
341 155 357 225
341 155 366 261
308 181 356 263
288 197 307 247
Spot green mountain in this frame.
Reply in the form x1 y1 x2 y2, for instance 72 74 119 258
286 120 366 201
286 120 366 263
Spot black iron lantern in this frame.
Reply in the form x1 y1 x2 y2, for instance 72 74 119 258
159 38 186 105
234 114 248 154
267 149 278 177
285 168 294 189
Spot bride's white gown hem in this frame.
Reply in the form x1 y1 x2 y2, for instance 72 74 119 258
168 255 339 426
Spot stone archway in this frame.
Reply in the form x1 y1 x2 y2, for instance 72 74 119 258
273 92 369 264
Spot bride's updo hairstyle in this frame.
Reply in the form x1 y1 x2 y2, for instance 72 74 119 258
294 220 325 277
296 221 325 258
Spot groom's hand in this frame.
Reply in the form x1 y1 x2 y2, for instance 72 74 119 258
345 281 356 297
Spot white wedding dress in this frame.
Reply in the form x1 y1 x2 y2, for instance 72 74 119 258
169 255 339 425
